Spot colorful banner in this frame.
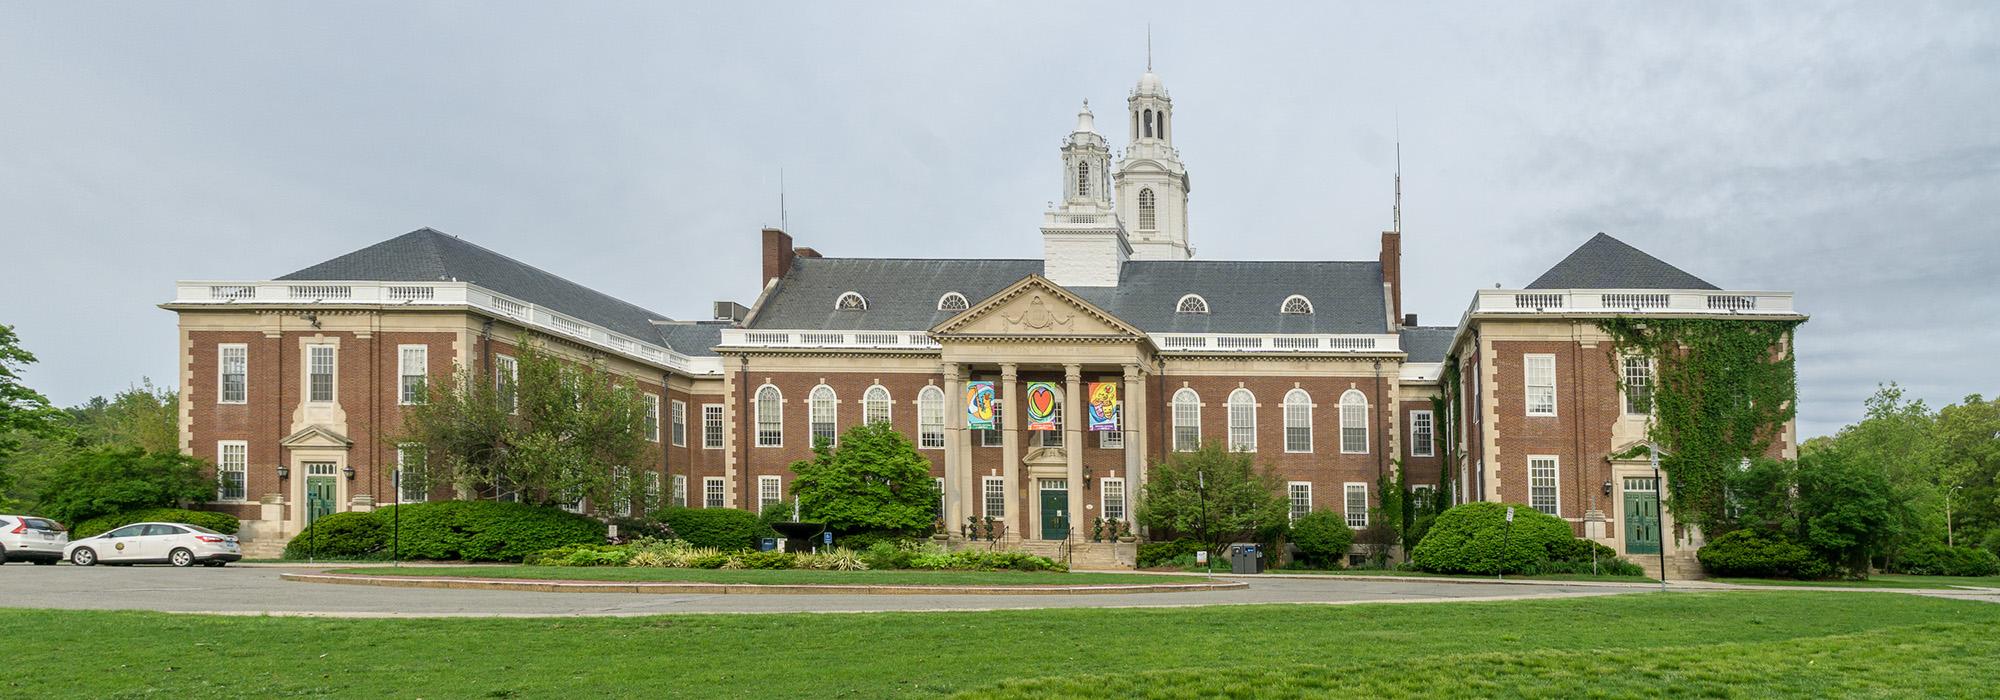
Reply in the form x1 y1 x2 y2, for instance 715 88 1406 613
1087 382 1120 432
1025 382 1060 431
966 381 995 430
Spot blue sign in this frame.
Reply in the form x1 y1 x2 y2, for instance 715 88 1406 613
822 531 833 545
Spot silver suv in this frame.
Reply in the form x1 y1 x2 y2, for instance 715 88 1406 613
0 515 69 565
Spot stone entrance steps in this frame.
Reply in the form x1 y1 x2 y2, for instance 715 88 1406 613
1635 551 1706 581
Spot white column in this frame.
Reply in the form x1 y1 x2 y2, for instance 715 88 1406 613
1123 363 1145 525
1064 364 1084 542
1000 362 1020 542
942 363 964 532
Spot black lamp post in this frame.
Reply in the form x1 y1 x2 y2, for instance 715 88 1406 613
1198 469 1210 578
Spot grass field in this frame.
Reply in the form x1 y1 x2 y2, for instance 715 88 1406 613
327 565 1189 586
1 592 1994 698
1712 574 2000 590
1253 567 1659 584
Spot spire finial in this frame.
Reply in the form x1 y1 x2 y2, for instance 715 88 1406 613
1146 24 1153 71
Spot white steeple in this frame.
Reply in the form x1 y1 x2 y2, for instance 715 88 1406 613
1042 100 1130 288
1115 64 1192 260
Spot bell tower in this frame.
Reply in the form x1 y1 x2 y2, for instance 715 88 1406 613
1041 101 1130 288
1114 65 1192 260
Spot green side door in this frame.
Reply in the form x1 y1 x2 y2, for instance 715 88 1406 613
1040 488 1068 540
306 476 337 525
1623 478 1661 555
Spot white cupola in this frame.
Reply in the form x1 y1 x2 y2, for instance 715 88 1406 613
1041 100 1130 288
1115 68 1192 260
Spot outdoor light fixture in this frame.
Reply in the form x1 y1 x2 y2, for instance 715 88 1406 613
342 465 357 480
1602 480 1614 496
276 465 290 479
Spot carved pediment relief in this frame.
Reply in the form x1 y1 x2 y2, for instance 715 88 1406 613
934 275 1142 339
1023 446 1068 466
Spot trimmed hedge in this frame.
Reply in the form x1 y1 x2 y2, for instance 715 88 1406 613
72 508 241 539
1290 511 1356 567
657 507 774 551
1137 539 1202 568
1409 502 1576 575
1698 529 1827 579
1890 542 2000 577
283 512 387 559
281 501 606 562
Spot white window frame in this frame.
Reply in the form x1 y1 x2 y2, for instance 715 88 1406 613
834 291 868 311
1137 187 1156 230
982 476 1006 519
862 384 892 425
644 471 662 512
1525 354 1557 417
980 398 1005 448
643 394 662 443
1172 388 1201 452
758 475 783 515
1623 355 1655 416
1288 481 1312 523
1345 482 1369 528
937 292 970 311
1409 410 1435 458
809 384 838 447
495 354 518 414
612 466 634 516
307 344 336 403
1339 390 1369 454
755 384 783 447
1226 388 1257 452
397 344 428 405
1102 477 1127 522
670 399 687 447
1099 429 1123 449
1175 294 1209 314
1529 455 1560 516
396 442 428 504
671 474 688 508
1283 389 1313 453
216 440 248 502
703 476 727 508
1280 295 1314 315
917 386 945 449
703 404 725 449
1034 395 1065 449
217 344 248 404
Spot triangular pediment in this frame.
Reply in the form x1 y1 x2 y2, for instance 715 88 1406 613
280 424 353 449
931 275 1143 339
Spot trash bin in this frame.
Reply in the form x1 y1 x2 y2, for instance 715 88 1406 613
1228 543 1265 574
758 537 779 552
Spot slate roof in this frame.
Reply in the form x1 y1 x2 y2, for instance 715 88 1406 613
1525 233 1718 290
1398 326 1456 363
278 228 718 356
747 257 1390 335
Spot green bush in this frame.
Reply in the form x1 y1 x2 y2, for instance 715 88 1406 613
834 529 919 553
658 507 773 551
1289 511 1356 567
1890 542 2000 577
524 543 632 567
738 551 797 570
688 552 732 569
1137 539 1202 568
1698 529 1825 579
1408 502 1574 575
282 512 388 559
604 516 677 542
73 508 242 539
367 501 607 562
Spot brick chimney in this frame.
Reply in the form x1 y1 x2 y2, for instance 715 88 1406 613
1380 231 1403 327
761 228 795 288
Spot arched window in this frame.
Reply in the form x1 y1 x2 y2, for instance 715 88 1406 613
1227 388 1257 452
809 385 837 447
1158 111 1167 140
1339 390 1369 454
1144 109 1154 138
1077 160 1090 197
1283 389 1313 453
755 385 783 447
1176 294 1209 314
917 386 945 449
1281 295 1314 314
937 292 969 312
1171 388 1201 452
862 384 891 425
1138 188 1157 230
835 292 867 311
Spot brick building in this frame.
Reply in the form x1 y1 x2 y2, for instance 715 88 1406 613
165 68 1802 569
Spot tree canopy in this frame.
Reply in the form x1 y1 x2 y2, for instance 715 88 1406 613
789 421 939 535
1137 441 1289 554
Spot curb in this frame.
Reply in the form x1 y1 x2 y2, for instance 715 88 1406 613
280 572 1250 596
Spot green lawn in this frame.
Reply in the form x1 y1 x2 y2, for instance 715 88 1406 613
2 592 1995 698
327 565 1190 586
1713 574 2000 590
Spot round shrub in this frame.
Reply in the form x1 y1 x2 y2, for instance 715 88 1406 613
1891 542 2000 577
1137 539 1201 568
1698 528 1821 578
658 507 774 551
524 543 632 567
73 508 242 539
1408 502 1574 575
283 511 388 559
372 501 607 562
1289 511 1356 567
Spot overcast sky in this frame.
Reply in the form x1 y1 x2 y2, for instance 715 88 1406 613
2 3 1994 438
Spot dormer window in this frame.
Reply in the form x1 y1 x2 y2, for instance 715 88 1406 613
1176 294 1209 314
1281 295 1314 314
835 292 868 311
937 292 969 312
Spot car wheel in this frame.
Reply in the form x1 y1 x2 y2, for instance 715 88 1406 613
169 548 195 567
71 548 96 566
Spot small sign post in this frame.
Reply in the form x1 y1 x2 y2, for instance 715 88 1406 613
1500 507 1516 581
822 530 832 553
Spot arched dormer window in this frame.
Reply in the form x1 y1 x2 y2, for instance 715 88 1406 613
862 384 892 425
1176 294 1209 314
1281 295 1314 314
1138 188 1157 230
937 292 969 312
835 292 867 311
1077 160 1091 197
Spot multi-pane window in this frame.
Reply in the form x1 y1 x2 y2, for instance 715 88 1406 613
980 398 1005 448
1529 456 1560 515
758 475 784 515
1036 397 1064 449
670 400 687 447
1623 356 1654 415
1525 354 1557 416
1137 188 1156 229
702 404 725 449
1077 160 1090 196
755 385 783 447
1409 410 1434 458
1099 429 1123 449
1280 295 1314 314
1345 483 1369 528
644 471 661 513
216 441 247 501
1283 389 1312 453
307 345 335 402
862 385 891 425
937 293 969 311
218 344 247 404
1288 481 1312 523
703 477 726 508
1339 390 1369 454
398 345 428 404
671 474 688 508
1102 477 1127 522
643 394 661 443
396 443 427 503
612 467 633 516
1176 295 1209 314
1226 389 1256 452
917 386 945 449
982 477 1006 519
809 385 838 447
1172 388 1201 452
495 355 518 414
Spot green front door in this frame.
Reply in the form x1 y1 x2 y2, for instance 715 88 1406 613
1039 481 1068 540
305 462 338 526
1623 477 1661 555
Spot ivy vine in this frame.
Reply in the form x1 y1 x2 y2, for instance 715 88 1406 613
1598 317 1803 533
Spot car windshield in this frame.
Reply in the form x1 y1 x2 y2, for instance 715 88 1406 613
184 525 223 535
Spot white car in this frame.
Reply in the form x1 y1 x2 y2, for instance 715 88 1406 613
64 522 242 567
0 515 68 565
